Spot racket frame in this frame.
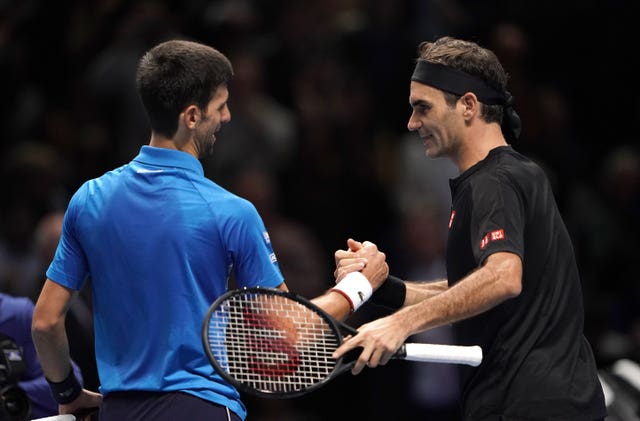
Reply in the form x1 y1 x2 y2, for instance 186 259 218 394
201 286 356 398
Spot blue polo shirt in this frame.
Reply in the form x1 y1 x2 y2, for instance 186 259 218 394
47 146 284 420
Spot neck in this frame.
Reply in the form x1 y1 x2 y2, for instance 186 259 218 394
454 123 507 173
148 131 198 158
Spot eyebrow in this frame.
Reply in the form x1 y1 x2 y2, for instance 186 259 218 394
409 98 428 108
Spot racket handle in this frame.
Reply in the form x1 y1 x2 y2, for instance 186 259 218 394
396 343 483 367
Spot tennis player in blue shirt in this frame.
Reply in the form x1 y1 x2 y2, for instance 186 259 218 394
31 39 388 421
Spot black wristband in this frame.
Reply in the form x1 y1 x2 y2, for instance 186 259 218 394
46 368 82 404
370 275 406 310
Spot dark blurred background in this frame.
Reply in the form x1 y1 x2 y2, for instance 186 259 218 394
1 0 639 420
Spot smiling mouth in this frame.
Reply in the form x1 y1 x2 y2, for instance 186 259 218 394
212 127 221 141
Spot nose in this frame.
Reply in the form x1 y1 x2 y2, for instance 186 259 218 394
407 111 421 131
222 105 231 123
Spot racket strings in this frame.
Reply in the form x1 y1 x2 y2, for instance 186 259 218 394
207 293 339 394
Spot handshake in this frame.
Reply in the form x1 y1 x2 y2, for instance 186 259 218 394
331 238 405 312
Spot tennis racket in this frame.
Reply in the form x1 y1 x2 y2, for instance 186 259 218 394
202 287 482 398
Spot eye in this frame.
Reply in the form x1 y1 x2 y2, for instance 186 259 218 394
416 103 429 114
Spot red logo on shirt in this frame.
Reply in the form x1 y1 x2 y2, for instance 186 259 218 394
480 229 505 249
448 210 456 229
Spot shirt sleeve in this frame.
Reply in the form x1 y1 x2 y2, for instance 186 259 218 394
471 170 525 265
221 198 284 289
46 186 90 290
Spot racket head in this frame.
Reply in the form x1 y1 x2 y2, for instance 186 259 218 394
201 287 354 398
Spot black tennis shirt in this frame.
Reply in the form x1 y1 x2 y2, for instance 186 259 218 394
446 146 606 420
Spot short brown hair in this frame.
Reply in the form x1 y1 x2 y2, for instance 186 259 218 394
417 36 508 124
136 40 234 138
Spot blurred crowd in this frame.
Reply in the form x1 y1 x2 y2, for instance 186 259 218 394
1 0 638 420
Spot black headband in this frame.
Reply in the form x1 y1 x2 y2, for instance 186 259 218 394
411 60 521 141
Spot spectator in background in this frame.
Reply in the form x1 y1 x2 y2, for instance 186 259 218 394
83 1 183 163
203 49 297 190
231 165 328 298
398 203 460 420
0 292 84 419
392 131 459 220
0 143 68 298
566 144 640 364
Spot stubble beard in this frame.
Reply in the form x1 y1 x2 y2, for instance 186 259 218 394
195 129 216 158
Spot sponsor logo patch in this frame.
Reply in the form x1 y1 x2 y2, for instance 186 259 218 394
480 229 505 249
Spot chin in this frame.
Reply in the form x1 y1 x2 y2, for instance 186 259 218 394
424 147 438 158
204 143 216 157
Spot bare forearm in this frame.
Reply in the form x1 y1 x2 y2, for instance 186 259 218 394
398 254 521 335
32 280 76 382
277 281 353 321
311 291 352 321
403 279 448 306
32 321 74 382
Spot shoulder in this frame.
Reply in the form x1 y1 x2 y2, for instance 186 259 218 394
465 147 547 205
70 167 118 197
84 165 128 190
198 182 261 218
477 147 547 187
222 194 261 219
496 147 544 175
69 165 130 204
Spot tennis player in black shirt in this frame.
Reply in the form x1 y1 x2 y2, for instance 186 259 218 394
332 36 607 421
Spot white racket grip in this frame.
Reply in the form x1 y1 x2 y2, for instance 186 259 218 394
400 343 483 366
612 358 640 390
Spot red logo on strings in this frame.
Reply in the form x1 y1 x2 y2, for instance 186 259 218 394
242 307 301 378
448 210 456 229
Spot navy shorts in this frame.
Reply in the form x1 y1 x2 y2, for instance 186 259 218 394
98 391 242 421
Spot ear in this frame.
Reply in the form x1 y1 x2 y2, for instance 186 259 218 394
181 105 201 130
459 92 479 120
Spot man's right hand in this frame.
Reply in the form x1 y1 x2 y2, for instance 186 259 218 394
334 238 389 291
59 389 102 420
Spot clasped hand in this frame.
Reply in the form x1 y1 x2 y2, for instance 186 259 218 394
332 238 410 374
333 238 388 289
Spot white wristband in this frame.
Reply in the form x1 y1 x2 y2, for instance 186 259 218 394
331 272 373 312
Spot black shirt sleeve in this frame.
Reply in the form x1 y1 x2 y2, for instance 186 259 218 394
471 169 525 265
